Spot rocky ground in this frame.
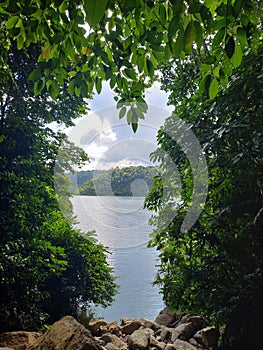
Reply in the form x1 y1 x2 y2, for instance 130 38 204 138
0 307 220 350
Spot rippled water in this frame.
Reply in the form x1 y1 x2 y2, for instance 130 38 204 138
71 195 164 322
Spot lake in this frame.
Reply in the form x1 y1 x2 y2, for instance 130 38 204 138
71 195 164 322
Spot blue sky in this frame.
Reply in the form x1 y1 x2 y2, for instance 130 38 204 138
67 82 173 170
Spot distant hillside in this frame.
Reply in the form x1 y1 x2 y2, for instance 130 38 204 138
78 166 158 197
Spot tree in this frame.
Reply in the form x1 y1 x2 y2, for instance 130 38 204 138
145 45 263 348
1 1 262 130
0 44 117 331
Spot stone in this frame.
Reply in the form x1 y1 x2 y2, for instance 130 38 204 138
140 318 161 332
188 337 202 347
171 323 195 342
173 339 197 350
155 307 177 326
100 333 127 350
88 319 108 336
121 320 142 335
164 345 177 350
179 315 207 331
128 328 151 350
0 331 41 350
108 321 121 335
156 327 173 342
200 326 220 348
27 316 103 350
150 335 166 350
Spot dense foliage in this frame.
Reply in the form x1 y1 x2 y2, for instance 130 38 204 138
78 166 157 196
145 47 263 348
0 45 117 331
1 0 262 130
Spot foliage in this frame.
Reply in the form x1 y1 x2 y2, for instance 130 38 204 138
145 46 263 348
0 44 117 331
0 0 262 130
78 165 157 196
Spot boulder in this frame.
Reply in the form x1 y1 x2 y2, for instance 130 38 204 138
100 333 127 349
178 315 207 331
27 316 103 350
194 326 220 348
173 339 197 350
107 321 121 335
128 328 151 350
150 335 166 350
156 327 173 342
164 345 177 350
155 307 177 326
121 320 142 335
88 319 108 336
0 331 41 350
171 323 195 342
140 318 161 332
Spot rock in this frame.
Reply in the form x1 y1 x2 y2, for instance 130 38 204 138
171 323 195 342
100 333 127 349
128 328 151 350
150 335 166 350
121 320 142 335
108 321 121 335
0 331 41 350
164 345 177 350
173 339 197 350
27 316 103 350
188 337 202 348
156 327 173 342
179 315 207 331
155 307 177 326
88 319 108 336
194 326 220 348
140 318 161 332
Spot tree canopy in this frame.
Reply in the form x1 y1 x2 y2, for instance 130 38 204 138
1 0 262 130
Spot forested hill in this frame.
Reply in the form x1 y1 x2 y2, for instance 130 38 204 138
77 166 158 197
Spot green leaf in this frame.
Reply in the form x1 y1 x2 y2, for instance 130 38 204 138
146 59 154 78
231 41 242 67
29 69 42 81
199 74 211 94
219 67 228 87
49 81 60 99
95 77 102 94
233 0 243 17
225 36 235 59
6 15 20 29
236 27 248 47
171 0 183 16
119 107 126 119
68 79 75 96
132 122 138 133
194 21 203 48
209 77 219 100
84 0 108 28
34 79 45 95
123 68 137 80
171 29 184 56
212 28 225 50
183 20 196 53
168 16 180 40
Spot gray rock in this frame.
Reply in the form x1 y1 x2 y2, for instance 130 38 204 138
140 318 161 332
194 326 220 348
173 339 198 350
0 331 41 350
155 307 177 326
121 320 142 335
88 319 108 336
128 328 151 350
164 345 177 350
171 323 195 342
27 316 103 350
179 315 207 331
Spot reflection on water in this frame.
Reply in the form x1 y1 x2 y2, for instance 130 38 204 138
71 195 164 321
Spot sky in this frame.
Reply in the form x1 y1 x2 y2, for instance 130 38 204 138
66 82 173 170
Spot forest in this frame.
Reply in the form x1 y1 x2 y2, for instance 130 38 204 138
0 1 262 349
77 166 157 196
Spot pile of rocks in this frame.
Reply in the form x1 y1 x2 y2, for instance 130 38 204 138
0 307 220 350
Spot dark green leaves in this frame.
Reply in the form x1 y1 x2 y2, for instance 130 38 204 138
184 20 196 53
84 0 108 27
